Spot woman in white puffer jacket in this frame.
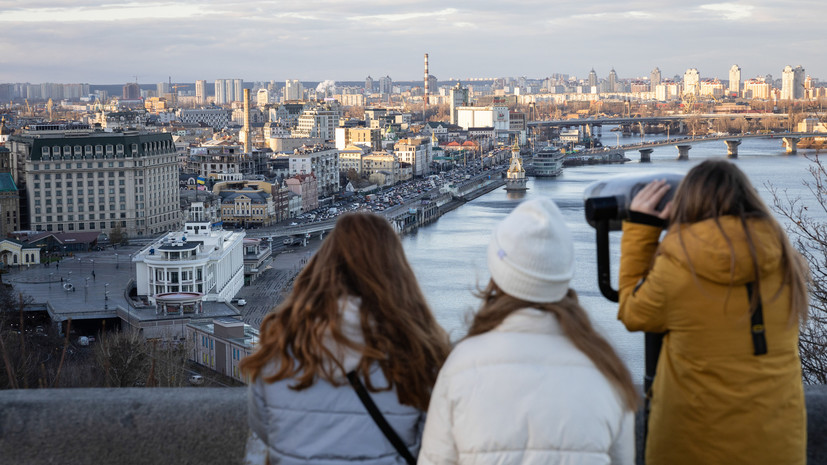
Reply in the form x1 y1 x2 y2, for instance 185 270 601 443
419 198 638 465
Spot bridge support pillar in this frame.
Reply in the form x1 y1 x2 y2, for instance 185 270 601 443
319 231 325 240
676 145 692 161
783 137 799 154
725 139 742 158
639 148 653 163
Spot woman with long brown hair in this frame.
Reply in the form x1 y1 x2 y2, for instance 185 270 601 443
618 159 808 464
420 198 638 465
240 212 450 464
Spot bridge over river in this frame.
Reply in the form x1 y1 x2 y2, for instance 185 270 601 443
573 131 824 162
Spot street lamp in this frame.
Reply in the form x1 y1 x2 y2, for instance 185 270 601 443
104 283 109 310
49 272 54 289
85 277 89 302
115 253 119 269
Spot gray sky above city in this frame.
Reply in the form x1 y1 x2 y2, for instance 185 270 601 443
0 0 823 84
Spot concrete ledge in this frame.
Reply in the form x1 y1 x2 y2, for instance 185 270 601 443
0 388 249 465
1 385 825 464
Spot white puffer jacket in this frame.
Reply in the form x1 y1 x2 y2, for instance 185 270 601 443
419 308 635 465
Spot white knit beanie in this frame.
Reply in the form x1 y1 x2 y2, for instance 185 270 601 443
487 198 574 303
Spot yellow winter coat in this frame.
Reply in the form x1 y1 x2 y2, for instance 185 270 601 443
618 216 805 465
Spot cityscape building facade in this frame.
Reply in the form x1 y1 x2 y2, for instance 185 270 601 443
7 125 181 237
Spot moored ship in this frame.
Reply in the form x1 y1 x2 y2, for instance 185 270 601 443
531 145 565 177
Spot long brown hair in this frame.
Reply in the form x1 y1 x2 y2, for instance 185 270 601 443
467 281 639 411
239 212 450 410
667 159 809 322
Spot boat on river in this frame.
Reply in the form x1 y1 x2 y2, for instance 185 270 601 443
531 145 565 177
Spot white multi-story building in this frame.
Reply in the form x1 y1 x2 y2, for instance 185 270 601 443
700 80 725 98
456 106 510 140
284 80 304 101
729 65 741 97
187 317 258 382
8 126 181 237
655 81 682 101
781 65 805 100
289 145 339 197
684 68 700 96
256 88 269 107
195 80 207 105
294 106 341 141
743 78 772 100
134 221 245 306
233 79 244 103
338 145 367 175
394 138 431 177
449 83 470 125
214 80 227 105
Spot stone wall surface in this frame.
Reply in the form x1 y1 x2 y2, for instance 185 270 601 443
0 386 825 464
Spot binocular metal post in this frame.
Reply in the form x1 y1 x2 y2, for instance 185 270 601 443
591 216 663 453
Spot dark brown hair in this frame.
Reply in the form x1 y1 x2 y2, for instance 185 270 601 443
667 159 809 322
467 282 639 411
239 212 450 410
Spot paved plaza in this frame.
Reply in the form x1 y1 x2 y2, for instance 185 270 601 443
3 239 322 331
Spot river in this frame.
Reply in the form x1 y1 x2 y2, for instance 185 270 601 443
402 131 823 381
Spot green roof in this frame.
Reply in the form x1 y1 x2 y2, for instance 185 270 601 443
0 172 17 192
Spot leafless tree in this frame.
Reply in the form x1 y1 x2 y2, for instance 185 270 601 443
770 155 827 383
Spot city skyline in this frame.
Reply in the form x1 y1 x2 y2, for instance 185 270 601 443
0 1 824 83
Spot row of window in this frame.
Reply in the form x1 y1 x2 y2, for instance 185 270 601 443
34 161 127 170
33 221 125 232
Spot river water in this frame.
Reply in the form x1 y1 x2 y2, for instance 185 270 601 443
402 131 822 381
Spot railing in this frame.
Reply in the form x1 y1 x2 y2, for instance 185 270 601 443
1 386 825 464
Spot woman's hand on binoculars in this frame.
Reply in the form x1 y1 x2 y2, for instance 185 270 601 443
631 180 673 220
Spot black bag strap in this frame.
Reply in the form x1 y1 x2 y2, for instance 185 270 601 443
346 371 416 465
745 282 767 356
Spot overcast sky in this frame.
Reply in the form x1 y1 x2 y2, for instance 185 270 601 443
0 1 823 84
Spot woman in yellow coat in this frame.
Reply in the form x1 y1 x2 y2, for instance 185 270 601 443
618 159 808 465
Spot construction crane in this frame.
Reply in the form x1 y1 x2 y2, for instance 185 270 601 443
47 98 54 121
24 99 31 117
171 83 190 109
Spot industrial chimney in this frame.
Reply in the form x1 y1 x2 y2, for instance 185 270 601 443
424 53 430 111
243 88 251 154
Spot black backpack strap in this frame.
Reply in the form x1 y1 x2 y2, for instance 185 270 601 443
347 371 417 465
745 282 767 356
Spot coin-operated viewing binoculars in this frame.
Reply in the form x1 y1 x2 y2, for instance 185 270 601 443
583 172 683 429
583 172 684 302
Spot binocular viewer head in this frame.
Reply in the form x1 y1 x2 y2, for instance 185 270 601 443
584 172 684 231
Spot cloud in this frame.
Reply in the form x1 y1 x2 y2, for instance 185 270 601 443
348 8 458 23
698 3 754 21
0 2 209 22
